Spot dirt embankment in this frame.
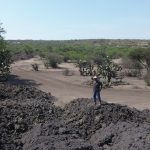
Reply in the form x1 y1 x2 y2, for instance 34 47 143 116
0 84 150 150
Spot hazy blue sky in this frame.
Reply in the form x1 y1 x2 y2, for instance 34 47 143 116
0 0 150 40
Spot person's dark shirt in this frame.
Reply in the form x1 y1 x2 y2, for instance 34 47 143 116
93 79 102 91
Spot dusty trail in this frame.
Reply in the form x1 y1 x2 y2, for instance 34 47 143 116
11 68 150 110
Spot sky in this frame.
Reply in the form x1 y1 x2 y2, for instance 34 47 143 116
0 0 150 40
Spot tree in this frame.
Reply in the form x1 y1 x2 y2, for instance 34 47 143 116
0 23 12 80
129 48 150 71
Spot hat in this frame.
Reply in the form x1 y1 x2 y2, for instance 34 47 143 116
93 76 97 79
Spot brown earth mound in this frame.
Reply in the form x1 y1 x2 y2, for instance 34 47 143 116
0 84 150 150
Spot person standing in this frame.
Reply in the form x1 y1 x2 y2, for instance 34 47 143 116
92 76 103 105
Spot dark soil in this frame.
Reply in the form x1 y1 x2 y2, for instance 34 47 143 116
0 83 62 150
0 84 150 150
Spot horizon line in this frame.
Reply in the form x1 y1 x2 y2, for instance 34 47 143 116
6 38 150 41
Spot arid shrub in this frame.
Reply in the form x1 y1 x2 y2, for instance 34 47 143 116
144 71 150 86
129 48 150 71
32 63 39 71
122 58 142 78
47 53 62 68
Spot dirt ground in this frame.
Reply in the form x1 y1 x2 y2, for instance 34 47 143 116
11 57 150 110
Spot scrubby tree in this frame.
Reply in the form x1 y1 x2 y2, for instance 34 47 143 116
42 53 62 69
129 48 150 71
129 49 150 85
122 58 143 78
0 23 12 80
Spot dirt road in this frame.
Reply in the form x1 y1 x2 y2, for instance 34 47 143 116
11 66 150 110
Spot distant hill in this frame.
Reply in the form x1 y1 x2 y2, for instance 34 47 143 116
7 39 150 48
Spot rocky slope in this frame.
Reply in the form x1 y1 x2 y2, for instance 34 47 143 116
0 83 150 150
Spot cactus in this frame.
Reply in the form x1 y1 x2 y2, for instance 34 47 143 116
76 55 122 84
32 63 39 71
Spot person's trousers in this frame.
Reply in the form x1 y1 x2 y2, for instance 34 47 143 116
93 90 101 103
